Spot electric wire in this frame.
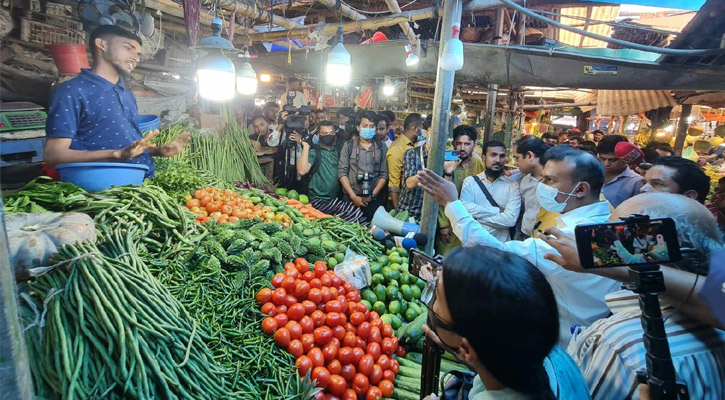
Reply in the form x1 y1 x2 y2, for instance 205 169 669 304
498 0 725 56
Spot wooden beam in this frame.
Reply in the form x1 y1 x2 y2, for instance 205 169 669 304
246 0 500 42
226 1 305 30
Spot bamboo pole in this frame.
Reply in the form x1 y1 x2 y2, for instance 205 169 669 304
316 0 367 21
383 0 418 46
419 0 462 255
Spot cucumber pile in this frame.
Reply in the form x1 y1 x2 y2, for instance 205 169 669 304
360 248 427 333
392 352 470 400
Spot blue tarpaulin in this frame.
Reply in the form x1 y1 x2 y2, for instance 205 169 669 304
577 0 704 11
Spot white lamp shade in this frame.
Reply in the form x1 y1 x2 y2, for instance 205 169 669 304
406 53 420 67
197 52 236 101
440 38 464 71
236 62 258 95
326 42 351 86
383 85 395 96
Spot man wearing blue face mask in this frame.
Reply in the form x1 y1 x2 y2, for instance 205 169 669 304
338 110 389 222
416 145 621 346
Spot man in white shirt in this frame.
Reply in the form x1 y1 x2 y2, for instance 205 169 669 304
512 136 550 238
417 146 621 346
546 193 725 400
460 140 521 242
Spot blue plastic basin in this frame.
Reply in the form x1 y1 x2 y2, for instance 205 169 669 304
55 162 149 192
139 115 159 133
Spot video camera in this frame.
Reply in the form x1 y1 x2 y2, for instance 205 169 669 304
574 215 690 400
282 90 312 147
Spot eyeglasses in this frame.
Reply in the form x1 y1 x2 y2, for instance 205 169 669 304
423 278 455 332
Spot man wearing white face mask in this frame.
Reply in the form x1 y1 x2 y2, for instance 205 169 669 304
417 146 621 346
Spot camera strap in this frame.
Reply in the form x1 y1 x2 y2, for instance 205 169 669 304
349 137 383 175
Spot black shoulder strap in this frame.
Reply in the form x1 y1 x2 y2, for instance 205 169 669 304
308 143 323 178
472 176 502 211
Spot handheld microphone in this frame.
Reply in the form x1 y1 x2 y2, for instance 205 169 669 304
371 226 387 241
615 142 645 168
401 237 418 251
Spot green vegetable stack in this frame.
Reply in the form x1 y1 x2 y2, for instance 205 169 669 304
392 352 470 400
21 227 235 399
360 247 427 332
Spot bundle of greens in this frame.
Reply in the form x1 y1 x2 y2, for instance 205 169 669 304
151 159 232 201
3 178 86 213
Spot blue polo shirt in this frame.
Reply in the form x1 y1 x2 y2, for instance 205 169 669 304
45 68 154 177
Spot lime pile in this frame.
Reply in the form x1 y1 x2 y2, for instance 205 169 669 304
360 247 427 331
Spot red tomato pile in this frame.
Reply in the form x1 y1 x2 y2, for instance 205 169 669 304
257 258 405 400
184 187 293 226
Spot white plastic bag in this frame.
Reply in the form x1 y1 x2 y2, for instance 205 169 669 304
334 249 372 289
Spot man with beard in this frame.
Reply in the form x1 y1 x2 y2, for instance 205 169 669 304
459 140 521 242
44 25 188 177
436 125 485 255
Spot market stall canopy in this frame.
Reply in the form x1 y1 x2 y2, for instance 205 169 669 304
577 0 705 11
251 40 725 91
575 90 677 115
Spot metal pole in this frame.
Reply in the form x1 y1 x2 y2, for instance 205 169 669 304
483 6 505 142
0 203 35 400
419 0 462 255
673 104 692 157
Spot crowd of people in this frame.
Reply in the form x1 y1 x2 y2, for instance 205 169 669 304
246 101 725 399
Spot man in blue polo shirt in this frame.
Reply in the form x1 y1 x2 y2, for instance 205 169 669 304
44 25 188 177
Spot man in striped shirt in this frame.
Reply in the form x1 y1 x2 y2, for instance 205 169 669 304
562 194 725 400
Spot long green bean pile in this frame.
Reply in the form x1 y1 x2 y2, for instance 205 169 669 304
310 217 385 260
62 184 207 260
21 226 236 399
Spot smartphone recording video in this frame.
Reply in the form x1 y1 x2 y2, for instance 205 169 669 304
445 150 460 162
409 250 443 282
574 218 681 269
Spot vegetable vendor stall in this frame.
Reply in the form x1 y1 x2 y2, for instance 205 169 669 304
1 135 465 399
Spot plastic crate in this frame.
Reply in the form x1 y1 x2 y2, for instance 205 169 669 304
20 18 86 45
29 0 74 18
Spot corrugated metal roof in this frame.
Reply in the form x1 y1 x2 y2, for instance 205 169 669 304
576 90 677 115
558 5 620 48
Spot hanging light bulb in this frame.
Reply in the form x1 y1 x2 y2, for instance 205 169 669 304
236 62 257 95
383 77 394 96
195 17 236 101
453 90 463 104
327 25 351 86
440 21 463 71
404 44 419 67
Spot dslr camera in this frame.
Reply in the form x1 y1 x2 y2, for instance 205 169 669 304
282 91 312 147
357 172 372 197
